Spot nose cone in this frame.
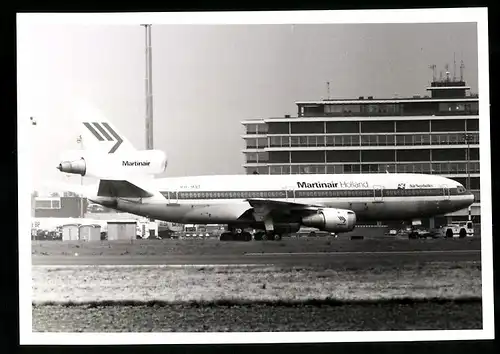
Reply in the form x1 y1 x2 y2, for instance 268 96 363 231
457 193 475 211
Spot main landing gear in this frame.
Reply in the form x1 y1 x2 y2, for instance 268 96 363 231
253 231 282 241
219 228 283 241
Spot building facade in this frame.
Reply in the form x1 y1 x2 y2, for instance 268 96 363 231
242 76 480 226
33 196 88 218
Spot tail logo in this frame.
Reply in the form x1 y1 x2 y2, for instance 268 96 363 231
83 122 123 153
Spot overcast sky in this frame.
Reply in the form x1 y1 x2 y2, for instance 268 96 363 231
17 21 478 192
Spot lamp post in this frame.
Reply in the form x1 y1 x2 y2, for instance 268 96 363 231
463 133 473 191
30 117 37 240
464 133 474 221
76 135 84 218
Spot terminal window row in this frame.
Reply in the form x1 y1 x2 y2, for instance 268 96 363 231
298 101 479 117
259 119 479 135
255 132 480 149
250 162 480 175
246 133 480 149
246 148 480 163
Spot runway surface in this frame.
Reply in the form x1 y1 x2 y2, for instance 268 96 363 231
32 249 480 267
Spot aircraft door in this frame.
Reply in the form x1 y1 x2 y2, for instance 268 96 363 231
167 191 179 205
283 186 295 202
373 185 384 203
441 185 450 200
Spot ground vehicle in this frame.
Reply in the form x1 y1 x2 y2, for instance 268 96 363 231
183 224 225 238
439 221 474 238
295 227 337 238
408 227 433 239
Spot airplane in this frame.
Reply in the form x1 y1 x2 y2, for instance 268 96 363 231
55 103 475 241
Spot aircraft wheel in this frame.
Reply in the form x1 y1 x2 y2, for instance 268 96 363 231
240 231 252 242
253 231 264 241
220 232 233 241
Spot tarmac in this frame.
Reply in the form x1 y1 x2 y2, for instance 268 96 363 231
31 249 480 267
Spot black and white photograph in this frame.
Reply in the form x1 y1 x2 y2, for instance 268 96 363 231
17 8 493 344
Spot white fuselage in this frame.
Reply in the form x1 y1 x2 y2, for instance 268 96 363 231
90 173 474 228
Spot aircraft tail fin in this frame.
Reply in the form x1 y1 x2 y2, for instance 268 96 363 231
70 98 136 154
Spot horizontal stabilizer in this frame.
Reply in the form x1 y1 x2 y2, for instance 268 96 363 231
97 179 154 198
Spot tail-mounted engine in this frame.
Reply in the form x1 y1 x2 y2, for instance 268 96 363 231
57 150 168 178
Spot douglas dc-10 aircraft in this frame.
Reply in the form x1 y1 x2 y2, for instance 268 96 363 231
56 104 475 241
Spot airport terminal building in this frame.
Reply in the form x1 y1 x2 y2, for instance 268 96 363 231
241 75 480 227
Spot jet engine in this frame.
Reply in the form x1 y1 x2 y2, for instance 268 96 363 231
301 208 356 233
57 150 168 178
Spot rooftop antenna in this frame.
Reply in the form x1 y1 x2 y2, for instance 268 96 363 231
141 24 154 150
453 52 457 81
326 81 330 100
439 70 443 81
460 60 465 82
444 63 450 82
429 64 437 82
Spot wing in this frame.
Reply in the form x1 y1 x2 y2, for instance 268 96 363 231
245 198 326 222
246 198 324 211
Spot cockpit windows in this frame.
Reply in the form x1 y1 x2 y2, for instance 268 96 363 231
457 186 466 193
